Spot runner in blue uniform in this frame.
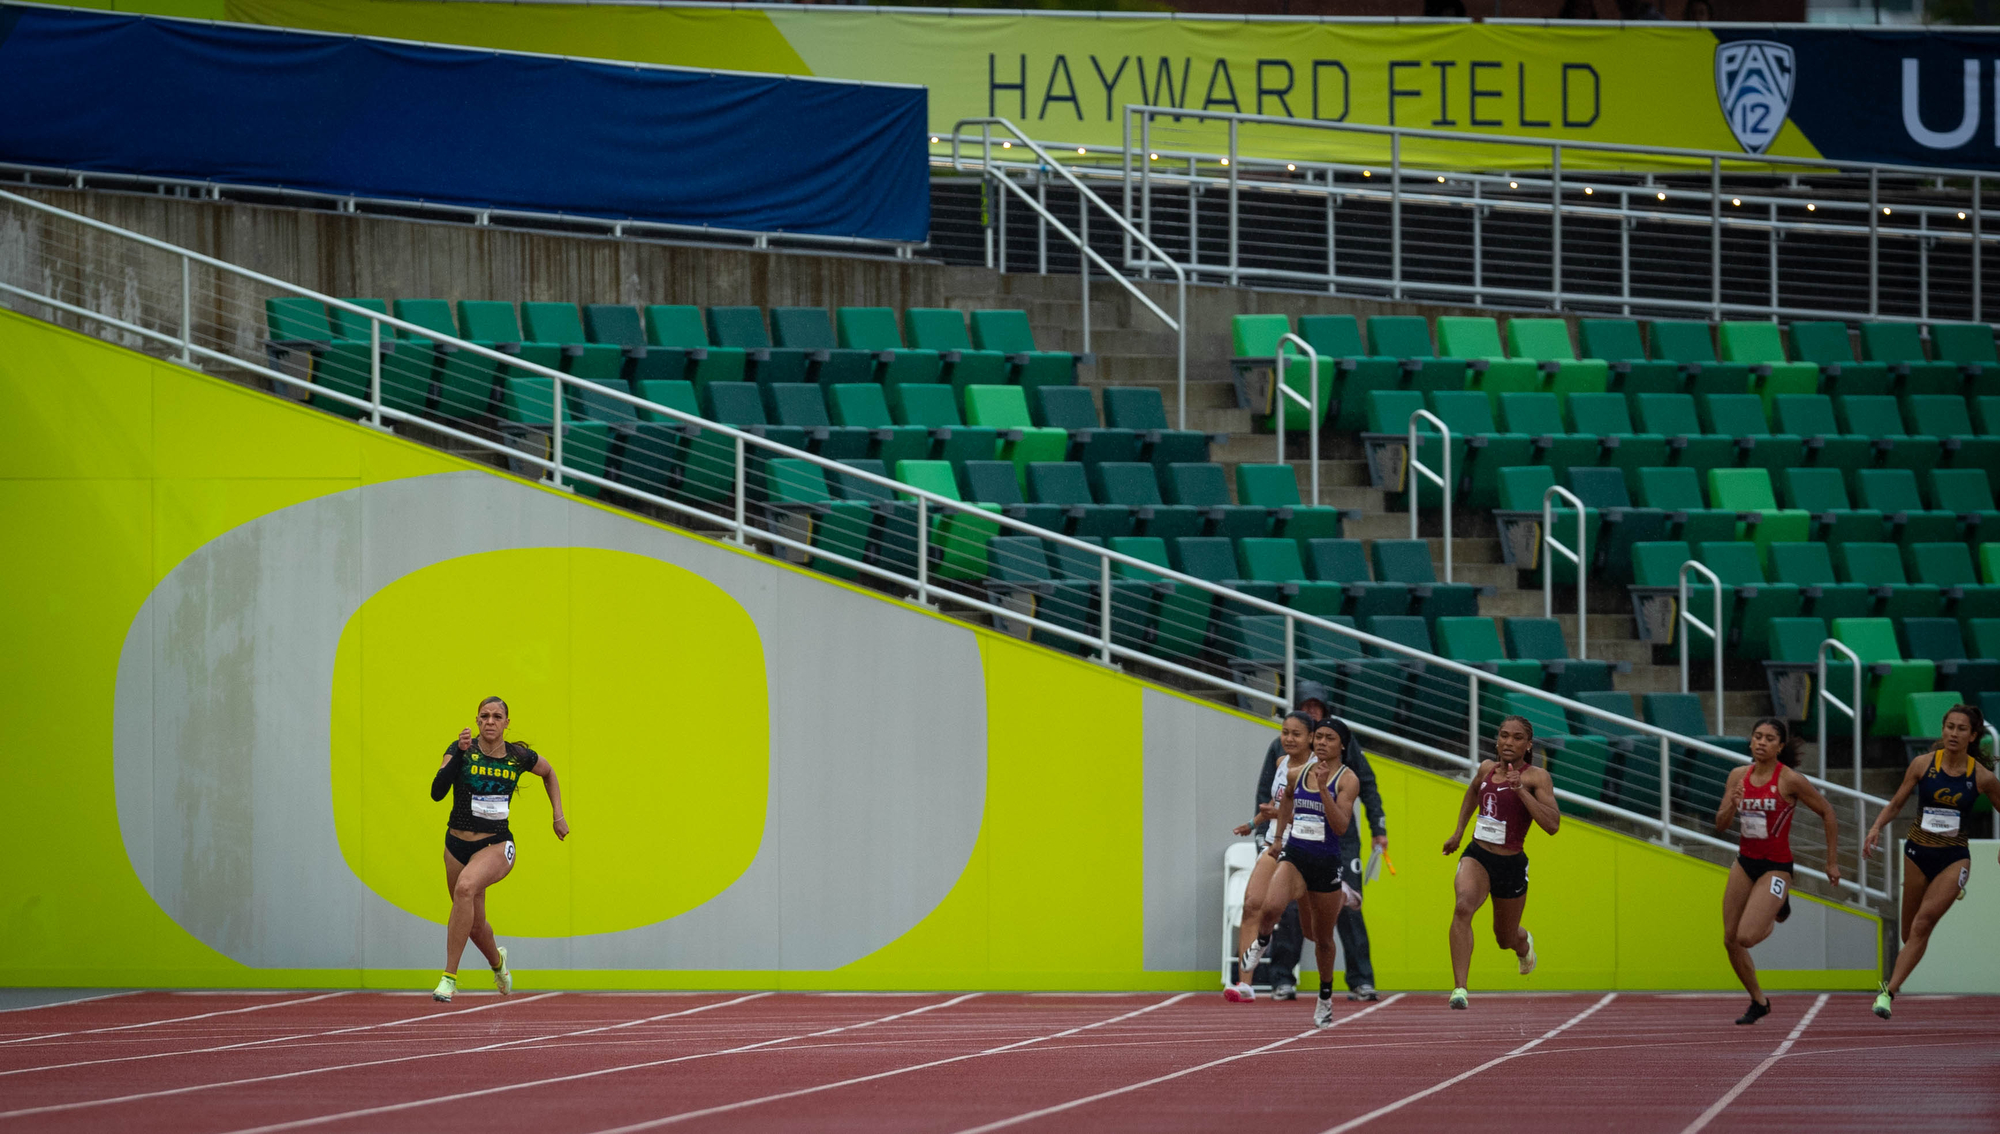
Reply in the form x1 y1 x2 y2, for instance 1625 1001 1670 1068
428 696 569 1002
1250 716 1360 1029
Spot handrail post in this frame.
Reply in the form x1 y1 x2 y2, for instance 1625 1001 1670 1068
1140 112 1153 281
1121 107 1133 269
368 317 382 429
177 253 192 364
1407 409 1453 582
1711 156 1723 322
1467 670 1480 766
1550 143 1563 311
1541 485 1587 659
1100 552 1115 665
1817 636 1864 892
1228 118 1241 287
1080 193 1091 356
916 495 930 605
1284 613 1297 711
1678 559 1724 734
731 433 746 542
1975 175 1984 322
1869 167 1880 318
1391 132 1404 300
1659 734 1673 845
1275 333 1321 507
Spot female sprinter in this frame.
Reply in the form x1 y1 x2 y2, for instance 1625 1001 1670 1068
1241 716 1360 1028
1714 718 1841 1025
1227 710 1316 1002
1863 703 2000 1019
428 696 569 1002
1441 715 1560 1010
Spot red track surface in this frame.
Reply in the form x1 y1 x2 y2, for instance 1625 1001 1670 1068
0 989 1993 1133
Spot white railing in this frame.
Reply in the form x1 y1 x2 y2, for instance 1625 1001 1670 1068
1542 484 1588 659
1815 636 1870 901
1271 332 1320 506
0 186 1896 907
1407 408 1453 583
1679 559 1725 734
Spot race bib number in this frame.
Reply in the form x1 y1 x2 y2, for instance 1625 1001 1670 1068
1739 812 1768 841
1473 815 1508 845
1921 807 1960 836
1290 816 1326 843
1768 875 1787 899
471 794 510 821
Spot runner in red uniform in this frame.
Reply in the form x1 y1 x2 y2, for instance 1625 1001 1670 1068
1715 718 1841 1025
1441 715 1560 1010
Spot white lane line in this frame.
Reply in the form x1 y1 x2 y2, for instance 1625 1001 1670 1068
1319 992 1619 1134
0 992 352 1049
211 993 984 1134
580 993 1199 1134
0 992 139 1016
1678 992 1829 1134
0 992 561 1120
947 992 1408 1134
0 989 769 1080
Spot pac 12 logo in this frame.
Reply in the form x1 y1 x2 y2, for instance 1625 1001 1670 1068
1715 41 1796 155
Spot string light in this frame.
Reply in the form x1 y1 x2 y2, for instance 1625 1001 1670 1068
1286 163 1296 171
1657 192 1667 200
1001 141 1011 148
1076 147 1086 155
1362 170 1372 177
1806 203 1816 211
1732 198 1742 206
1960 211 1969 220
1883 207 1893 215
1437 175 1446 182
1220 158 1229 166
1583 187 1593 195
1149 152 1159 160
929 136 940 144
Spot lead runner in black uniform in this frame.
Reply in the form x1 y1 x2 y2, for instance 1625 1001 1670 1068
429 696 569 1002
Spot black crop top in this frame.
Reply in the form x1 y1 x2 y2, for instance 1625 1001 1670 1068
431 739 539 835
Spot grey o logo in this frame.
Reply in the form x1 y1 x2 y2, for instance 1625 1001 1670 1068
1716 41 1796 155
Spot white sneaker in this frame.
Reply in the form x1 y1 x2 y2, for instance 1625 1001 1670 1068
1313 998 1334 1029
431 973 456 1003
1518 930 1537 976
1448 987 1469 1010
1223 982 1257 1003
491 945 512 995
1242 934 1270 972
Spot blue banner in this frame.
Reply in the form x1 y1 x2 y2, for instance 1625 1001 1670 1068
0 5 929 241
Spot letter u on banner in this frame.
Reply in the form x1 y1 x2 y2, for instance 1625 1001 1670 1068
1902 57 1979 150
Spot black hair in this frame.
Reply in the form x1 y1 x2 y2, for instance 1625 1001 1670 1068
1313 715 1355 760
1495 714 1537 766
1749 717 1802 769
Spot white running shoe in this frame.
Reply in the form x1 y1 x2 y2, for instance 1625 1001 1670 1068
492 945 512 995
1448 987 1469 1010
1313 998 1334 1029
1223 982 1257 1003
431 973 456 1003
1242 934 1270 973
1518 930 1537 976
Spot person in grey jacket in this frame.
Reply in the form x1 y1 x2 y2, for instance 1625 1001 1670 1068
1252 682 1389 1000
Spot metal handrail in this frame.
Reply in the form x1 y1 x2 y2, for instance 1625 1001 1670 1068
1815 637 1869 899
1406 409 1452 583
1541 485 1587 660
949 117 1188 429
1678 559 1725 734
1 186 1898 903
1272 332 1320 508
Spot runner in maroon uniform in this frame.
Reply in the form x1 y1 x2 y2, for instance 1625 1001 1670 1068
1441 716 1560 1009
1715 718 1841 1025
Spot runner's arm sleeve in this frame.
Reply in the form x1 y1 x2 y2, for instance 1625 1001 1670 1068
1348 748 1387 837
431 743 463 802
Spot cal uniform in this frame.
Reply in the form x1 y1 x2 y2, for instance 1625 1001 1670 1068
1904 750 1978 890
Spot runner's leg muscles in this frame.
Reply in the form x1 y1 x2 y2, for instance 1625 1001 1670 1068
445 843 515 975
1735 869 1788 951
1304 891 1343 992
1719 863 1763 1003
1886 863 1966 994
1450 857 1490 989
1490 893 1528 955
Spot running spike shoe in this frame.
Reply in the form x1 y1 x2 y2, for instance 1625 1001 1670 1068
1448 987 1469 1010
1518 930 1537 976
1872 984 1894 1020
1242 933 1271 973
1273 983 1297 1001
492 945 512 995
1223 982 1257 1003
1313 998 1334 1029
1735 998 1771 1025
431 973 457 1003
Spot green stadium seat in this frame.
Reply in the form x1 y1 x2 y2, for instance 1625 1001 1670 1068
1577 318 1686 397
1789 321 1890 398
1367 389 1462 511
1832 616 1938 736
621 378 710 501
1630 540 1725 659
1232 313 1328 432
1971 617 2000 657
391 298 500 420
1978 397 2000 436
1986 544 2000 585
1930 323 2000 398
826 458 917 576
1361 613 1468 743
1709 467 1811 562
984 535 1094 656
460 299 560 375
1236 537 1347 616
970 309 1077 397
521 302 625 386
961 459 1064 533
1294 612 1366 700
770 307 876 385
1908 541 2000 627
1373 538 1480 623
1768 542 1878 623
1506 318 1610 409
1113 535 1213 663
1633 466 1739 545
1634 393 1737 479
1436 316 1542 411
1163 462 1271 539
1908 395 2000 486
1905 691 1971 751
702 381 807 453
1306 538 1412 620
1834 541 1944 619
1496 465 1599 586
1172 535 1277 617
1093 536 1172 657
904 308 1009 400
1718 321 1821 411
264 296 396 420
1568 465 1668 584
491 373 613 492
323 298 431 419
766 383 871 460
644 305 749 392
1772 394 1878 488
1780 467 1888 544
1765 615 1840 732
582 304 681 385
1505 616 1615 697
1901 617 2000 697
1702 393 1805 474
1649 320 1751 399
1027 461 1132 538
1235 463 1344 547
1929 469 2000 543
1696 540 1802 658
836 306 944 399
1367 315 1470 397
1500 391 1601 485
1568 689 1659 814
893 459 1002 582
1046 534 1153 659
1837 394 1943 478
761 457 874 579
1856 468 1963 547
824 383 932 467
1643 692 1745 818
893 384 1000 470
1091 462 1205 542
1036 386 1139 467
1567 392 1669 488
1432 389 1534 510
1299 313 1401 433
1859 322 1964 401
705 306 804 386
1099 386 1209 469
963 385 1068 490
